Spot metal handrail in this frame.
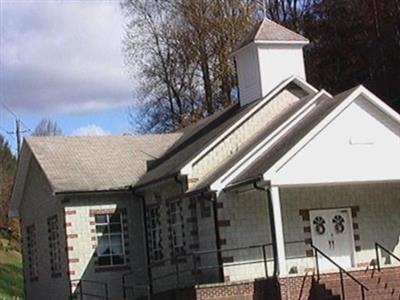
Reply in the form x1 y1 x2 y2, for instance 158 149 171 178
311 244 368 300
70 279 109 300
122 243 274 299
375 242 400 271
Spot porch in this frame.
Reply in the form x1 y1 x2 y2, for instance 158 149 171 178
121 181 400 300
217 182 400 278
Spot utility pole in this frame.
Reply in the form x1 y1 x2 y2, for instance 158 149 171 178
1 103 30 157
15 119 21 157
7 119 26 157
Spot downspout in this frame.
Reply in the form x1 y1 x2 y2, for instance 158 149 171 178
174 176 224 281
174 174 186 194
209 192 224 282
131 188 153 296
254 181 279 277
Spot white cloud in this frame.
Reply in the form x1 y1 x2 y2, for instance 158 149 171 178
0 0 136 114
71 124 110 136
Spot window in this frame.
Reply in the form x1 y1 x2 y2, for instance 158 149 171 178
146 205 163 262
167 200 185 256
26 225 39 280
48 216 62 277
95 212 126 266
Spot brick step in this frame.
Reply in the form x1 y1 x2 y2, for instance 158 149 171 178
323 277 400 287
329 286 398 296
319 268 400 300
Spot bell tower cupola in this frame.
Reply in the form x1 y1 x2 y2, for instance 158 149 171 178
233 19 309 106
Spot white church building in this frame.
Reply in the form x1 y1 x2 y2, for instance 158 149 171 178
10 19 400 300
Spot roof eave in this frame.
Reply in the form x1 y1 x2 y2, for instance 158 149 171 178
8 141 31 218
223 176 265 192
133 172 182 191
231 39 309 57
54 186 132 196
254 39 309 45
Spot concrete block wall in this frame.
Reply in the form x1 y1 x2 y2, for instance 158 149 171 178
194 196 219 285
280 182 400 274
208 182 400 283
142 178 219 293
143 178 189 292
62 191 147 299
216 190 273 282
189 89 300 189
20 158 70 300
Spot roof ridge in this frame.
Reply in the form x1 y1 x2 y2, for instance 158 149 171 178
233 18 308 53
146 104 241 171
255 18 308 42
253 19 265 40
26 132 182 141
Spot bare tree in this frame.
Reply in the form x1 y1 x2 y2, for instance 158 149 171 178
123 0 400 133
32 118 63 136
122 0 256 133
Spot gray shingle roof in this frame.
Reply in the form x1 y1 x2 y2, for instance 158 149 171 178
25 134 181 193
234 18 309 52
137 79 316 188
136 102 260 187
190 93 317 191
227 89 356 188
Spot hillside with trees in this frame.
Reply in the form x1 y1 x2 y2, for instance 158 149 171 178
0 135 17 233
0 134 23 299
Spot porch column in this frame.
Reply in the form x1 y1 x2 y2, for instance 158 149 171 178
270 186 287 276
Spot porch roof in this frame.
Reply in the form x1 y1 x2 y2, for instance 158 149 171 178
225 86 359 189
136 78 315 188
188 93 317 192
135 102 252 187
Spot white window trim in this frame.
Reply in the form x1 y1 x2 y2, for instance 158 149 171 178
95 212 127 267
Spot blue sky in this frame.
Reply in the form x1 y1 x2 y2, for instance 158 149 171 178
0 0 137 151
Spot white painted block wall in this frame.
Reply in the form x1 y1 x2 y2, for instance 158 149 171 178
20 159 70 300
281 183 400 274
214 182 400 280
63 192 147 300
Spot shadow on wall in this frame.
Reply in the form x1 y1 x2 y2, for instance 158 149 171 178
68 207 147 300
253 278 281 300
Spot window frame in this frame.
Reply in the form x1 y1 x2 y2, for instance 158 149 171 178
94 211 127 267
146 204 163 262
167 199 185 257
47 215 62 278
26 224 39 281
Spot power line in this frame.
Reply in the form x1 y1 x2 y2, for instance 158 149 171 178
1 103 18 119
0 103 32 132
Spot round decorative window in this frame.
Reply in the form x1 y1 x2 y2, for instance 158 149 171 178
333 215 345 234
313 216 326 235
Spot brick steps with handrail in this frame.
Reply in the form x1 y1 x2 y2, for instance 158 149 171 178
320 266 400 300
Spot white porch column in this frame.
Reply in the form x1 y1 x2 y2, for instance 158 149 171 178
270 186 287 276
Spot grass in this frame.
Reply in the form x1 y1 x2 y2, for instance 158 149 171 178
0 230 23 300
